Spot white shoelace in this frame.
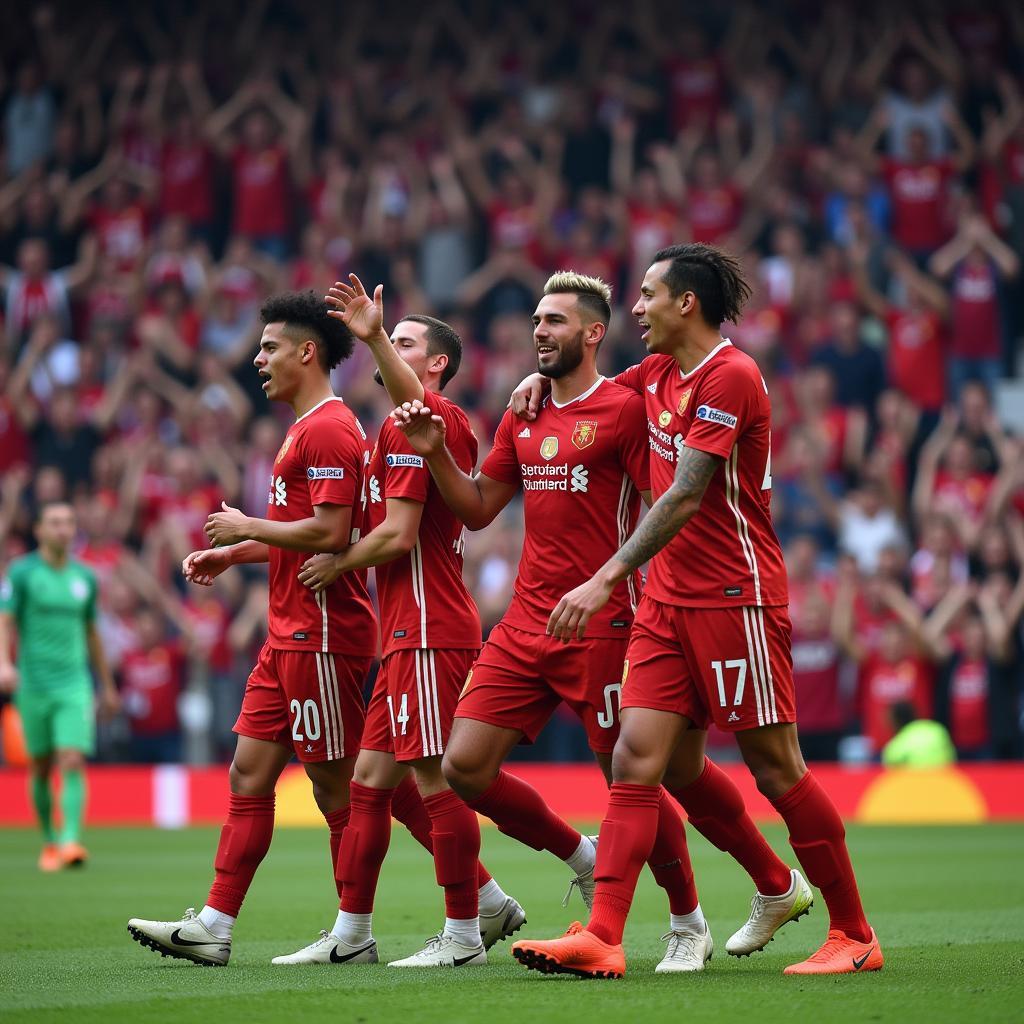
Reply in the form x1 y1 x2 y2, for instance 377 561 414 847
661 930 705 961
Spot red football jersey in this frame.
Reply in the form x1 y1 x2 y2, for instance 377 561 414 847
616 340 788 608
368 390 481 656
266 397 376 655
481 378 649 638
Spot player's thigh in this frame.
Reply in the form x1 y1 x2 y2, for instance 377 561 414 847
380 648 479 764
548 637 626 756
14 691 57 760
612 706 691 785
51 686 95 760
352 747 408 790
282 650 371 763
679 605 797 734
229 733 294 796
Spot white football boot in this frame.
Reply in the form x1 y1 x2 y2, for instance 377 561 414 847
561 835 599 911
726 869 814 956
479 896 527 949
127 907 231 966
271 930 378 965
655 924 714 973
387 933 486 968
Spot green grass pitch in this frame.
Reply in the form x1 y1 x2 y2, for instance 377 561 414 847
2 822 1022 1023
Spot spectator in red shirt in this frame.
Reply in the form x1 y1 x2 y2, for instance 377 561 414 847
120 607 185 763
929 210 1020 397
204 78 311 259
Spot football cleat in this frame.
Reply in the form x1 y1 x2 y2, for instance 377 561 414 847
783 928 883 975
60 842 88 868
387 933 486 968
726 869 814 956
479 896 527 949
655 925 714 973
512 921 625 979
562 835 599 911
127 907 231 966
271 930 378 965
38 843 62 872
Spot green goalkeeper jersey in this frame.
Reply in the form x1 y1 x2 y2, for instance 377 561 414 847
0 552 97 693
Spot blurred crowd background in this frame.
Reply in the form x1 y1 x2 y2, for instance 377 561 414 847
2 0 1024 766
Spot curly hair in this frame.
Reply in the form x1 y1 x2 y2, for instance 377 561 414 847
259 290 354 370
653 243 751 327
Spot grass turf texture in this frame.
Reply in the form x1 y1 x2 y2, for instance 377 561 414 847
1 823 1021 1023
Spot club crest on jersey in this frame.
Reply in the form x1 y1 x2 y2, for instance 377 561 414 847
678 389 692 415
540 436 559 460
658 410 672 428
571 420 597 450
275 435 294 463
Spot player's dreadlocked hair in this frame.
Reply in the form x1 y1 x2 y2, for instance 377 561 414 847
259 290 354 370
653 243 751 327
400 314 463 389
543 271 613 327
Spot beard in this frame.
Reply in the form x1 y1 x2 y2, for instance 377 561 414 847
538 329 585 379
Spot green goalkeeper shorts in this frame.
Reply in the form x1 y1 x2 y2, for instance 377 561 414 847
14 684 95 758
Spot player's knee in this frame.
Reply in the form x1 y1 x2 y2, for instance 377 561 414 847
228 758 273 796
441 748 490 800
57 749 85 773
610 736 659 785
30 756 52 779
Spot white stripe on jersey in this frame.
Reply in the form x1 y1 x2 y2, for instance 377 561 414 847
724 445 763 605
741 606 766 728
315 653 336 759
428 649 444 754
315 590 329 653
413 650 431 757
617 475 638 612
754 607 778 724
325 654 344 756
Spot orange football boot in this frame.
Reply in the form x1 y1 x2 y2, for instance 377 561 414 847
38 843 62 872
512 922 626 979
59 841 89 868
784 928 883 975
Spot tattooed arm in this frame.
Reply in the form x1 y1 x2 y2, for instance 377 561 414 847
547 446 720 641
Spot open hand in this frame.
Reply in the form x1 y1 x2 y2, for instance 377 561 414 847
325 274 385 343
390 400 447 456
547 575 616 642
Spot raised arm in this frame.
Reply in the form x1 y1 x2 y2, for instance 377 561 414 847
325 274 424 405
391 400 518 530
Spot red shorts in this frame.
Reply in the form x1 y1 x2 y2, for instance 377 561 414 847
362 648 479 763
622 596 795 732
234 642 371 762
456 623 626 753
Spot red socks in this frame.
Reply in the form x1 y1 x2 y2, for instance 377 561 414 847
391 772 493 887
207 793 275 916
337 782 394 915
772 771 871 942
670 757 792 896
422 788 482 920
467 770 581 861
646 789 698 915
588 783 661 945
324 805 350 901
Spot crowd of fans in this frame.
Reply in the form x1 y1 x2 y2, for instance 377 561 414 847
1 0 1023 764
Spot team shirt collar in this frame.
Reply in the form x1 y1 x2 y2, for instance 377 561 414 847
550 375 605 409
295 395 345 423
678 338 732 381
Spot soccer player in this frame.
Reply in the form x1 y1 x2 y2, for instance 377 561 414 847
0 502 121 870
510 244 882 978
391 272 712 973
273 277 523 968
127 291 378 967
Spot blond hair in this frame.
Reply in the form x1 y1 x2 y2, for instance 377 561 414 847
542 271 612 325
